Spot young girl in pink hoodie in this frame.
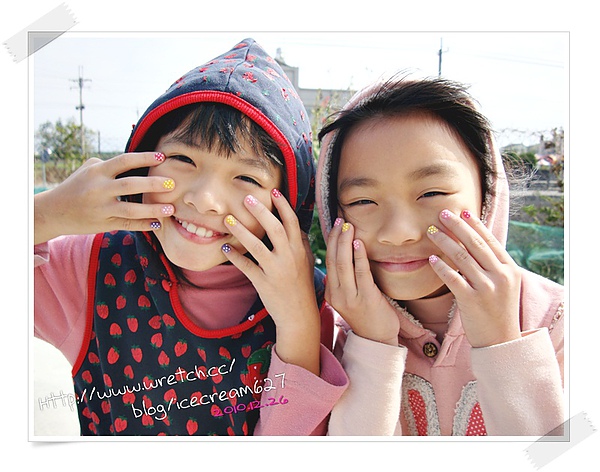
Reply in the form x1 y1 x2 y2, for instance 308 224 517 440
316 75 564 436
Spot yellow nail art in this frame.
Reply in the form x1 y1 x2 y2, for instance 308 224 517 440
225 215 237 226
341 222 351 232
162 179 175 190
427 225 439 235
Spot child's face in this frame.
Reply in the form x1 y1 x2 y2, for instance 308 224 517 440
337 113 483 301
144 132 283 272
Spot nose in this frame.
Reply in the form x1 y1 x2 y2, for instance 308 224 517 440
376 205 423 246
182 175 226 215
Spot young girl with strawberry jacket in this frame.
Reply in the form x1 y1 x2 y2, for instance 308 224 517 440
34 38 348 436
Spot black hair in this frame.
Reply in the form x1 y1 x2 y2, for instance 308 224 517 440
318 75 496 228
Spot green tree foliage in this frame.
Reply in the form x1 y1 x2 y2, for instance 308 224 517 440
35 119 95 185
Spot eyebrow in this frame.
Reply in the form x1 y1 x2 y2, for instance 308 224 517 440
236 155 277 178
408 162 460 181
338 176 379 194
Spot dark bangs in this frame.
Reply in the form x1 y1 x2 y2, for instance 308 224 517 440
136 103 284 168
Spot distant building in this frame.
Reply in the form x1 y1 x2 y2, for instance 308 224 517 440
274 48 354 131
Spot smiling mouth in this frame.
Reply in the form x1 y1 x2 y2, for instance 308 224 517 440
174 218 224 238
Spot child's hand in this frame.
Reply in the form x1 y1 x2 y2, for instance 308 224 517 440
220 189 321 374
34 152 175 244
427 209 522 348
325 219 401 346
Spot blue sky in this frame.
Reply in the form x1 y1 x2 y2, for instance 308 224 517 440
33 31 567 151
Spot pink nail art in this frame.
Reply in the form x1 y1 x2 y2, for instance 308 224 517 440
271 188 282 198
441 209 452 219
161 205 173 215
245 195 258 206
462 210 472 219
353 240 360 250
429 255 439 264
334 218 343 227
155 152 165 162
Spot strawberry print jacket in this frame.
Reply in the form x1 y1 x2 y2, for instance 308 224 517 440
74 230 326 435
35 38 349 436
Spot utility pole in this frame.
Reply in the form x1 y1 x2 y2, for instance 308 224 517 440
438 37 448 76
70 66 91 158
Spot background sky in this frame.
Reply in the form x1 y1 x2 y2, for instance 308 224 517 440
3 0 598 469
33 31 567 152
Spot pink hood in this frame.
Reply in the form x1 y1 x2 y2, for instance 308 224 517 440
316 77 509 246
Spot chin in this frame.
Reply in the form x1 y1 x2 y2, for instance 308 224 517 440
375 276 445 302
162 248 225 273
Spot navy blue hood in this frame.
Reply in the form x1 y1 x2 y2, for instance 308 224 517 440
126 38 315 233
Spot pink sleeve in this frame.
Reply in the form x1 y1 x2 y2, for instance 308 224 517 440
327 330 407 435
34 234 95 366
470 324 565 436
253 344 348 436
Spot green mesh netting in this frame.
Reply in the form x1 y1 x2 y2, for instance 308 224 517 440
507 221 564 285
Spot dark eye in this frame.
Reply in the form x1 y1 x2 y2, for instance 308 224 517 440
347 199 375 207
237 175 262 187
420 191 445 199
168 155 195 165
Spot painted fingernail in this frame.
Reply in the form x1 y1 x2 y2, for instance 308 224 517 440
225 215 237 226
155 152 165 162
221 243 231 253
272 188 282 198
441 209 452 219
427 225 439 235
342 222 351 233
245 195 259 206
163 178 175 190
334 217 343 227
161 205 174 215
462 210 472 219
353 240 360 250
150 221 161 230
429 255 439 264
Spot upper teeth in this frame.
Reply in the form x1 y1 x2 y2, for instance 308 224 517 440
178 219 214 238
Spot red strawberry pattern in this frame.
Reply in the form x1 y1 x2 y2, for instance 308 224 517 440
72 230 305 436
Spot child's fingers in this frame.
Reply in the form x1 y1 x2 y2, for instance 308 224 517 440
114 200 175 222
220 242 262 282
458 210 513 265
426 223 486 288
269 189 303 247
241 193 294 250
112 216 164 232
223 213 270 267
325 220 342 289
428 254 470 294
333 220 358 293
352 239 375 292
106 151 168 178
111 175 177 200
436 209 511 271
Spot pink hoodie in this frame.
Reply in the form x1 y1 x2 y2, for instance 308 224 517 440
316 78 565 436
